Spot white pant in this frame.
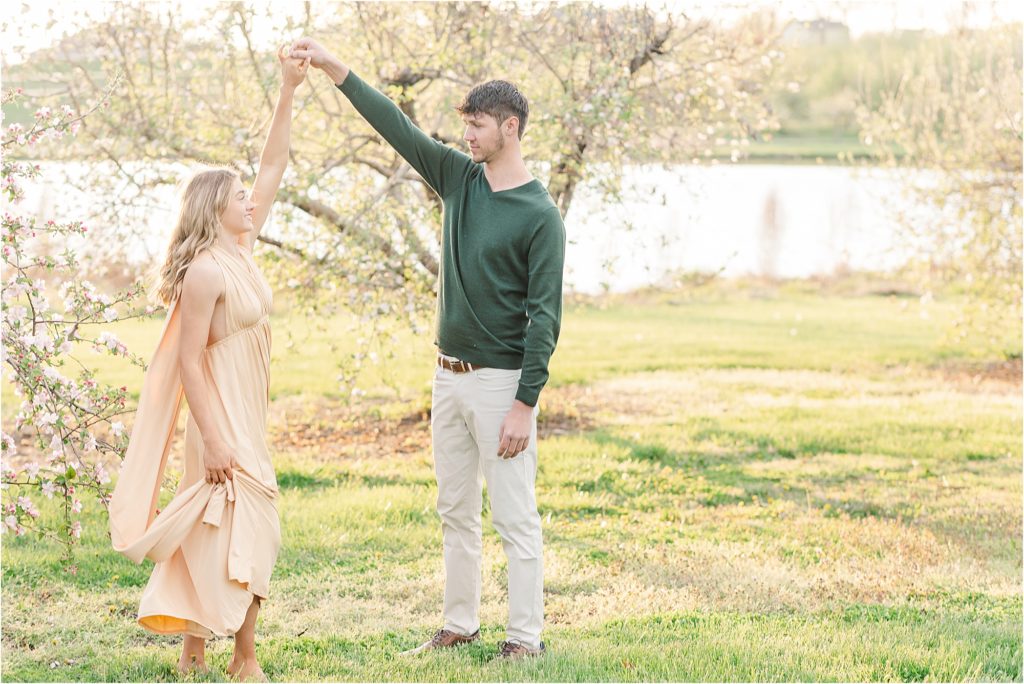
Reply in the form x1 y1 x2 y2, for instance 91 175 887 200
431 362 544 648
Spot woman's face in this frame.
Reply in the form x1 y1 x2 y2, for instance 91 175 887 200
219 178 255 236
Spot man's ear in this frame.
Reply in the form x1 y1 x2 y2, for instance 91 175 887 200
505 116 519 138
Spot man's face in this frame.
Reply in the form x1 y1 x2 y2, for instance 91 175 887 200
462 112 506 163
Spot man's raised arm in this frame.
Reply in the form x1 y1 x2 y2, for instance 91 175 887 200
289 37 471 198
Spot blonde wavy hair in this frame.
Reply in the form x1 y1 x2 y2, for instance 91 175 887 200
155 168 239 305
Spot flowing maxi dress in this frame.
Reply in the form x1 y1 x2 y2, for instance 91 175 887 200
109 243 280 638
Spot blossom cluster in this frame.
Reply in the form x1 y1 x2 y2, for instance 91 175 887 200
1 89 148 565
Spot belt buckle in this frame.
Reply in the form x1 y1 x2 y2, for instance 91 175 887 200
438 352 476 374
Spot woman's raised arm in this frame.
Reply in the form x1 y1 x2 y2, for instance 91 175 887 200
245 46 309 249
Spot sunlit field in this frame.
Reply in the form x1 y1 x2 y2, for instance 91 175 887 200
3 287 1020 681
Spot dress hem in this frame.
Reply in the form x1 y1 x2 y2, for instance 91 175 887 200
138 586 269 639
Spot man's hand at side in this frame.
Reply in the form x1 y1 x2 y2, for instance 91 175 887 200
498 400 534 459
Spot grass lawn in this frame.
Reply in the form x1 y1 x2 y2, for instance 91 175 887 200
2 287 1021 681
739 133 875 163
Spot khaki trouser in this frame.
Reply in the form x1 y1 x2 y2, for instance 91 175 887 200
431 360 544 648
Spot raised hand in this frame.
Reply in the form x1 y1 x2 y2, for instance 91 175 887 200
288 37 349 85
278 45 309 89
288 37 333 69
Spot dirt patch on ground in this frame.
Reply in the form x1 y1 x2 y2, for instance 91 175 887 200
934 357 1022 390
5 362 1018 468
268 396 432 459
266 385 602 461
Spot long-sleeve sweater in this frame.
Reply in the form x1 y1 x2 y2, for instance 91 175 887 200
337 71 565 406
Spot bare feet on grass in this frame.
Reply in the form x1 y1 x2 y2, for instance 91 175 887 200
177 635 208 675
231 660 268 682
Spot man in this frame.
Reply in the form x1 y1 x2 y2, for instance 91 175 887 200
289 38 564 659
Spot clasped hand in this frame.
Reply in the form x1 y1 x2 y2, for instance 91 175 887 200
277 44 309 88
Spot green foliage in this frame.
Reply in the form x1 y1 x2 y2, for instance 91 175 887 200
856 23 1023 357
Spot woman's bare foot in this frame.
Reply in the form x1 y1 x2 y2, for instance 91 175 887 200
235 660 268 682
178 635 208 675
226 654 244 677
176 654 208 675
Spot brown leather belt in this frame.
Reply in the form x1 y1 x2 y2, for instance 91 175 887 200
437 353 485 373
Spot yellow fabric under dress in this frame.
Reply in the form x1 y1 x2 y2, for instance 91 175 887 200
109 242 280 638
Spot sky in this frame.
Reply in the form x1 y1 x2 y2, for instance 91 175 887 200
712 0 1022 36
2 0 1022 66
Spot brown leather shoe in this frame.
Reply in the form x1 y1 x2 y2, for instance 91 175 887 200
399 628 480 656
496 639 546 659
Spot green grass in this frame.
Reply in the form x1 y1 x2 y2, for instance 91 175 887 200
2 288 1021 681
739 133 876 163
4 286 1010 408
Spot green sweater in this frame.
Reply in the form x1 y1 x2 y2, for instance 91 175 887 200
338 71 565 407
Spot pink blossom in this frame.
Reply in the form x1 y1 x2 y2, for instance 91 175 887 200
6 305 27 323
17 496 39 518
97 331 121 352
20 331 54 352
42 367 66 385
4 278 28 299
2 115 146 563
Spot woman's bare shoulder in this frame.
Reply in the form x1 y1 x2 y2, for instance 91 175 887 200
181 251 224 295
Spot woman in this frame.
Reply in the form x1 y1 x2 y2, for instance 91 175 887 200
109 48 308 681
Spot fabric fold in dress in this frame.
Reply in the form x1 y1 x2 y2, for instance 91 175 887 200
109 243 280 638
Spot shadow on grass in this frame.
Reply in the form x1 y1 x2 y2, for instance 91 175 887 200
567 428 934 523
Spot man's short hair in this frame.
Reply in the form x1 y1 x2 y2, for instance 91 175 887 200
456 80 529 140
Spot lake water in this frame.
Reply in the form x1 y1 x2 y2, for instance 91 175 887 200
563 164 922 293
19 162 925 294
